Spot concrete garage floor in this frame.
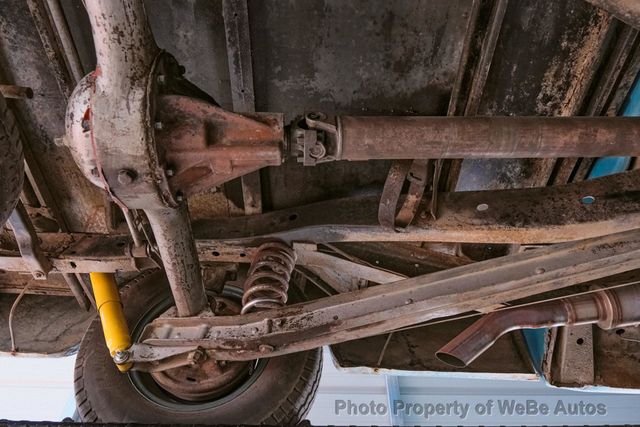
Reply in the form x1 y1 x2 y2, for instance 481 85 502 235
2 348 640 426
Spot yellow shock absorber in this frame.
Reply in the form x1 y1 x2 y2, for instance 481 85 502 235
90 272 132 372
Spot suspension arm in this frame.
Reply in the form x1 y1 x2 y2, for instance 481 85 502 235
129 228 640 366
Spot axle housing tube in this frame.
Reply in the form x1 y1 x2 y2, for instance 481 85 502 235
146 206 207 317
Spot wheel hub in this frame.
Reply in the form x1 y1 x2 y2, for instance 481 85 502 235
150 296 252 401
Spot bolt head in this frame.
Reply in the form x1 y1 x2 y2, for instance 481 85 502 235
165 168 175 177
33 271 45 279
258 344 274 353
117 169 136 185
113 349 130 364
175 192 184 202
154 121 163 130
157 74 166 85
308 142 327 159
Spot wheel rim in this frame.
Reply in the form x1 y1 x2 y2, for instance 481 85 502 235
128 286 268 411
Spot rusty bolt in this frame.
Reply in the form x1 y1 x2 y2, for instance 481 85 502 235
33 271 45 279
113 349 130 364
188 348 206 365
258 344 274 353
309 142 327 159
117 169 136 186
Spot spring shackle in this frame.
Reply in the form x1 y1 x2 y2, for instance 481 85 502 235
241 242 297 314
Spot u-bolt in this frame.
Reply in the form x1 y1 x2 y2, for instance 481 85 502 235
90 272 132 372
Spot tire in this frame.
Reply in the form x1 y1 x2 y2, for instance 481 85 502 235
0 93 24 227
74 270 322 425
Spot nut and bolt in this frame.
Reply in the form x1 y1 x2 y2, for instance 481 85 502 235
309 142 327 159
188 348 206 365
113 349 130 364
117 169 137 186
258 344 275 353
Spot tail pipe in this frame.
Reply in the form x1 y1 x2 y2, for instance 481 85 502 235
90 272 132 372
436 285 640 368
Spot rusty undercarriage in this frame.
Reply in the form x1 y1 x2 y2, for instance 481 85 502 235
2 0 640 423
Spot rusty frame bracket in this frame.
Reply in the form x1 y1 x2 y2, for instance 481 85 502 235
7 200 52 279
378 159 431 229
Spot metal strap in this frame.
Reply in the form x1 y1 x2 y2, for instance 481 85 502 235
378 159 430 229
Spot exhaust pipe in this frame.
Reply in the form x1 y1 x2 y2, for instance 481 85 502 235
436 285 640 368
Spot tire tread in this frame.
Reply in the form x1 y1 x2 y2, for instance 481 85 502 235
0 93 25 227
73 271 322 426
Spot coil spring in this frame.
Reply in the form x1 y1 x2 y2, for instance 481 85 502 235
241 242 297 314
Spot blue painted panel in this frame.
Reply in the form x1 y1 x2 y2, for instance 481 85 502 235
589 157 632 178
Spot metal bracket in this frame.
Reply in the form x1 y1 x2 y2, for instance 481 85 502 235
7 200 52 279
378 159 432 229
